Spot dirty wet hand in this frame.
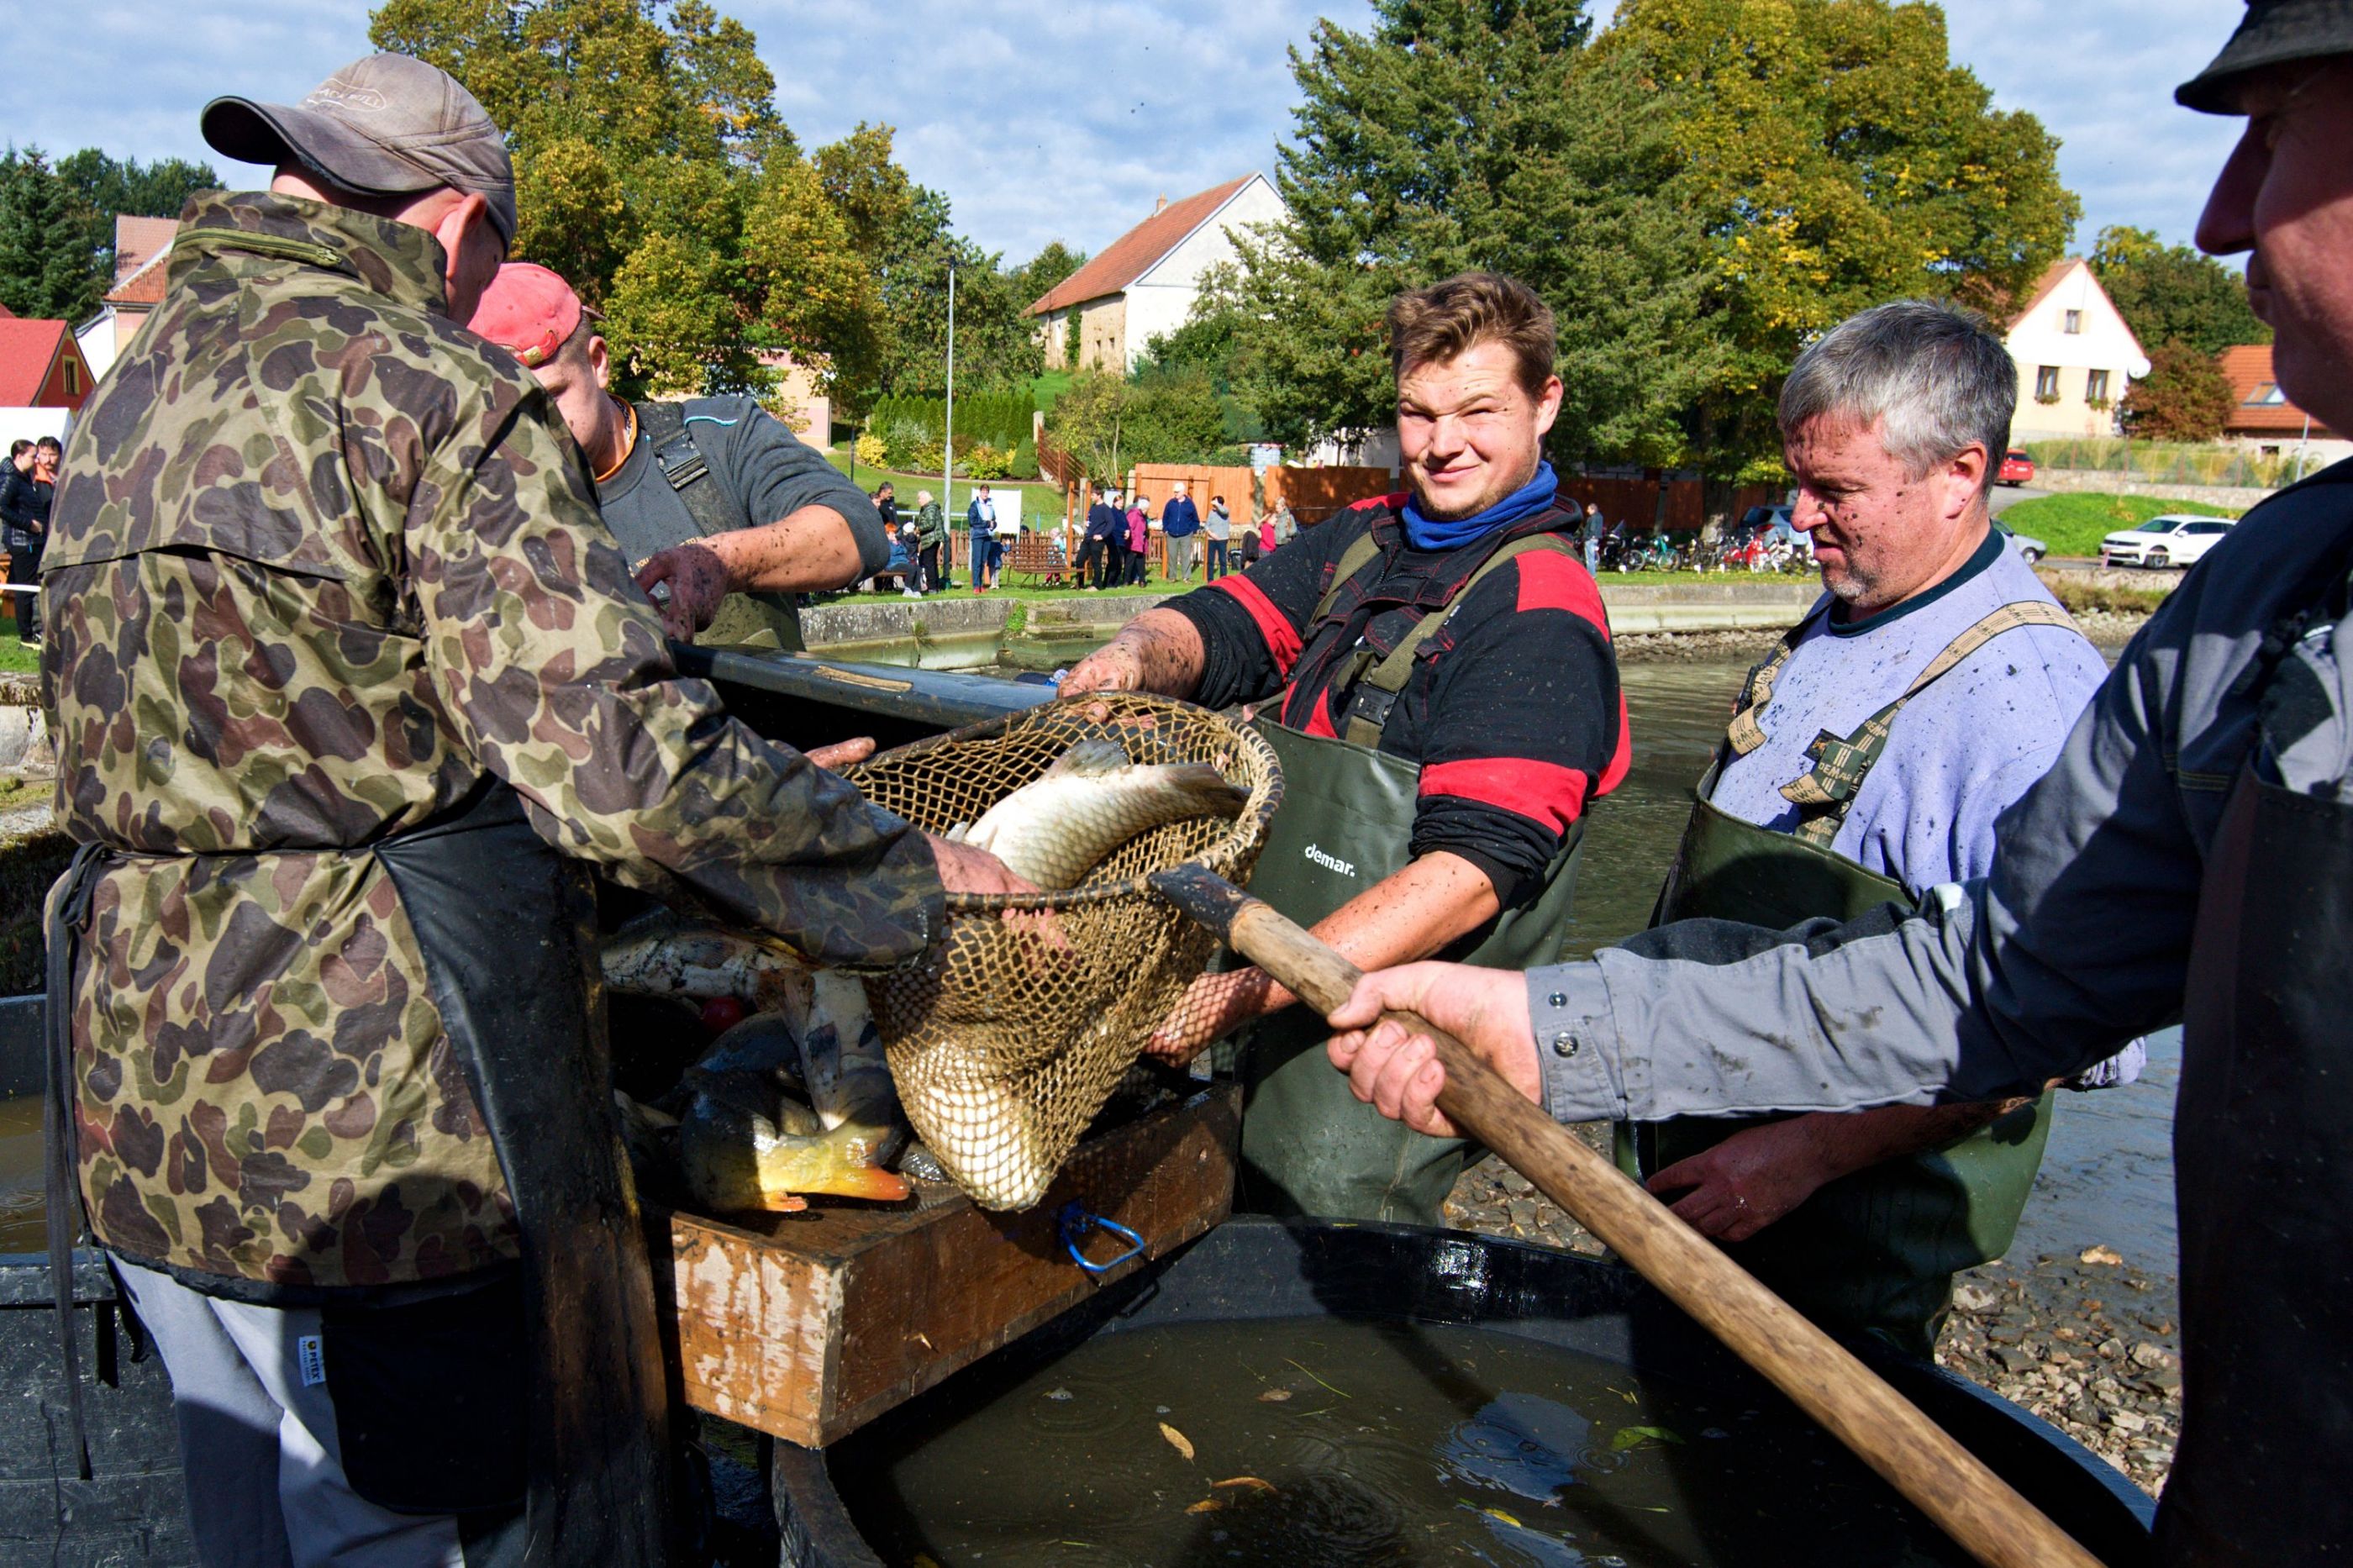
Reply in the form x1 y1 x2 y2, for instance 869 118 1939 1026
1146 966 1277 1064
1644 1119 1831 1244
803 736 878 771
1059 639 1148 696
1325 963 1537 1138
636 540 732 641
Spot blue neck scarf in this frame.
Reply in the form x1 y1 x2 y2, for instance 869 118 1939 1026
1401 462 1559 552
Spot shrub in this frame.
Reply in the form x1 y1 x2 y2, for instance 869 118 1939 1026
881 417 931 469
906 440 943 474
853 432 888 469
966 443 1015 481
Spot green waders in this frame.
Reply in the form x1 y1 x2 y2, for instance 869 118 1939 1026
1621 600 2077 1356
1236 534 1586 1225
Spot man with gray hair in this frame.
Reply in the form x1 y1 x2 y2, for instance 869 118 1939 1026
1608 297 2130 1355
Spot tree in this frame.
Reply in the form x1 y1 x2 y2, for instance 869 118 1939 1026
56 150 217 291
371 0 847 400
1049 371 1133 481
0 151 97 319
1010 240 1087 312
1224 0 1719 466
2091 225 2268 356
1601 0 2081 471
2118 341 2235 442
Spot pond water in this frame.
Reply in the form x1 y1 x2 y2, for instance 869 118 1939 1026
840 1314 1986 1568
0 1092 41 1253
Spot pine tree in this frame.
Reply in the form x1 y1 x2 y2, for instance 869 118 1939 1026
0 150 98 319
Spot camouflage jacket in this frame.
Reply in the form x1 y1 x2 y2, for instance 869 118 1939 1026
43 192 944 1292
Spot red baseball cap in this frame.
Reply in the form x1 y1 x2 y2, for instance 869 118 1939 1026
467 262 582 368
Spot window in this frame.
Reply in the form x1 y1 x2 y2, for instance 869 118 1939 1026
2085 369 2110 403
2186 522 2230 535
2248 381 2288 407
2035 366 2062 400
63 360 79 396
2062 309 2083 334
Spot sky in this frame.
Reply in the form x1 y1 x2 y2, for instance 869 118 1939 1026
14 1 2252 272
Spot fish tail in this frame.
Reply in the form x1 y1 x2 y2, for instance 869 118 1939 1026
1159 761 1250 818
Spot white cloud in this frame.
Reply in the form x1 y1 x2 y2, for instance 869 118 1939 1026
10 0 2254 275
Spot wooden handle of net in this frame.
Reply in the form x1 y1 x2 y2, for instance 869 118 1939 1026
1145 866 2106 1568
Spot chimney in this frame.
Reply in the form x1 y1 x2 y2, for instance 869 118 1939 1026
1154 194 1168 215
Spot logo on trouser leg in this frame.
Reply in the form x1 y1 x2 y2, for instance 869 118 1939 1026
297 1334 327 1387
1303 843 1357 878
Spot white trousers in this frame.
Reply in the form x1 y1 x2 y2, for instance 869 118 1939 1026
115 1260 471 1568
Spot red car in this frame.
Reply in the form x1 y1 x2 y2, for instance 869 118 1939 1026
1998 449 2036 487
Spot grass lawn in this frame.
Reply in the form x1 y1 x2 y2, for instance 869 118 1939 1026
0 630 34 676
2001 492 2242 558
1029 371 1073 411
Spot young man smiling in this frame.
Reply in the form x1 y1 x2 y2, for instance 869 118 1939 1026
1061 271 1628 1223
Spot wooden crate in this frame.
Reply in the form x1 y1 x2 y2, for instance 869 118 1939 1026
658 1082 1240 1448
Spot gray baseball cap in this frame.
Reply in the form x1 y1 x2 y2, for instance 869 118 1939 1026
202 53 517 245
2177 0 2353 113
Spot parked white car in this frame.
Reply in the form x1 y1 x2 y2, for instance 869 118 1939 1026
2100 513 2235 571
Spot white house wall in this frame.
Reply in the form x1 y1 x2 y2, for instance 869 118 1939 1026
2007 261 2150 442
1119 177 1289 369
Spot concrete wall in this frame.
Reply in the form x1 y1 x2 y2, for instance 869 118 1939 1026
2029 469 2271 512
2008 261 2148 443
1119 176 1287 369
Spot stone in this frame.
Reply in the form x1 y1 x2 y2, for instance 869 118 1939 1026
1952 1281 1999 1314
2108 1409 2148 1434
2129 1342 2172 1370
2080 1244 2125 1267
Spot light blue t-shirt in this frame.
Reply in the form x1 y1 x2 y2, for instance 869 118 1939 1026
1712 529 2142 1087
1712 530 2108 891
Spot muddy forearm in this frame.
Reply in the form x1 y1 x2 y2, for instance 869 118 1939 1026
1250 850 1503 1018
707 505 871 593
1786 1099 2031 1186
1072 608 1210 697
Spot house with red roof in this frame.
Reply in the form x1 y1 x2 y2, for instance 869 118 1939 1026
2218 343 2351 471
2004 257 2150 443
1028 174 1287 373
0 313 95 453
0 318 94 413
76 214 182 381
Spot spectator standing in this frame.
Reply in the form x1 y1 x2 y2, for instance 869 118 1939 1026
1079 485 1122 591
873 481 898 534
1161 481 1202 582
1582 502 1603 573
1204 494 1234 579
1240 514 1263 568
1125 493 1153 586
913 489 946 592
966 483 998 594
1 437 57 646
1259 508 1278 558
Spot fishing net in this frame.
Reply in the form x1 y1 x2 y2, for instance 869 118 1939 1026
845 693 1282 1210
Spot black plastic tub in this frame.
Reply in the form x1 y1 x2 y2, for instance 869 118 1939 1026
775 1217 2156 1568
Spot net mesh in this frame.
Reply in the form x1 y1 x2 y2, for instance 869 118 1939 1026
845 693 1282 1210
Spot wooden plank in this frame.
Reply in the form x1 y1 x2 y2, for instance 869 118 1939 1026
660 1083 1239 1448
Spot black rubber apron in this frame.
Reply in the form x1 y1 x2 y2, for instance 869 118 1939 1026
1237 533 1584 1226
2164 761 2353 1563
48 784 671 1567
1624 604 2069 1355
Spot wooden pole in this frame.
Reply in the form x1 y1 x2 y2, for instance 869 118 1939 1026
1145 866 2108 1568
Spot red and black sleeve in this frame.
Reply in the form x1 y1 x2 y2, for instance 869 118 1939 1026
1162 509 1366 710
1408 548 1631 900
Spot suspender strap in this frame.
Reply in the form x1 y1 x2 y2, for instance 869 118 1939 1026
1771 599 2080 846
634 401 734 539
1338 534 1579 749
1724 613 1818 759
1310 531 1387 626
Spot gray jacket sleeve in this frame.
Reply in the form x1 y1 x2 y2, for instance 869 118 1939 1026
719 402 892 579
1524 487 2353 1123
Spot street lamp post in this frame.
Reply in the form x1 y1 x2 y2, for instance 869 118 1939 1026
943 261 955 578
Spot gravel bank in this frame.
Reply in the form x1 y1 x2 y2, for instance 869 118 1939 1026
1441 1147 2177 1498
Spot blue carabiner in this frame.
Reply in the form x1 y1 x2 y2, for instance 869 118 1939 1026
1058 1202 1145 1275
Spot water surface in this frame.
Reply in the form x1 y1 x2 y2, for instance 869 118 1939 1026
840 1315 1983 1568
